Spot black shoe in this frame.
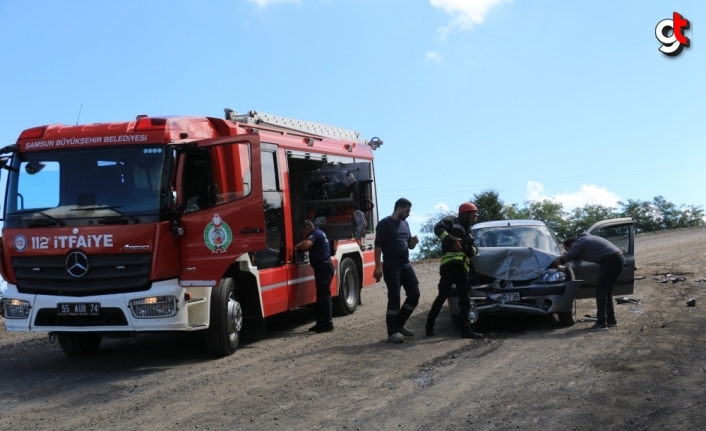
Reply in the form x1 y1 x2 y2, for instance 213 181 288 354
586 323 608 331
461 330 483 340
607 320 618 328
425 322 435 336
308 324 322 332
315 324 334 333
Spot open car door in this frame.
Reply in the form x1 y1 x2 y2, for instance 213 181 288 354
178 135 266 286
570 218 635 300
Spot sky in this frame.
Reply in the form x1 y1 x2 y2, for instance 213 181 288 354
1 0 704 242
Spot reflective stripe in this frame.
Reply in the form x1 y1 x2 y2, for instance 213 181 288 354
441 251 470 272
403 304 415 311
440 251 465 266
439 231 449 241
387 310 399 315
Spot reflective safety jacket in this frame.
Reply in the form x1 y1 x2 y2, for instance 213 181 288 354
434 215 477 273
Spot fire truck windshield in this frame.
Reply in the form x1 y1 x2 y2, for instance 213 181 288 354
3 145 172 225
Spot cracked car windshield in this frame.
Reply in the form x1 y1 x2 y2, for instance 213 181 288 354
473 225 561 254
4 146 170 221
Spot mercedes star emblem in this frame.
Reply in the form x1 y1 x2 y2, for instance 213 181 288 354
66 251 89 278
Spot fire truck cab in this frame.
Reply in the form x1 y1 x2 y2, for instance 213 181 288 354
0 109 381 356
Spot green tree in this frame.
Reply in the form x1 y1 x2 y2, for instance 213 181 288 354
524 199 570 239
617 196 704 232
504 202 529 220
567 204 619 237
674 204 705 228
617 199 659 233
415 209 454 260
472 189 506 222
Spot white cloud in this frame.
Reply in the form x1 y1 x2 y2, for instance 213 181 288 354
434 202 450 212
407 202 448 225
525 181 621 211
430 0 510 38
248 0 299 7
425 51 443 62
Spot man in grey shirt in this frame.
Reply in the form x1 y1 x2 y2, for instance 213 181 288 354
553 234 624 331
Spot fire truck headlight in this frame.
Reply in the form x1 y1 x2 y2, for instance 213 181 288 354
3 298 31 319
129 296 178 319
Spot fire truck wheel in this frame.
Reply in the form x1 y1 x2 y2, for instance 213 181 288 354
333 258 360 316
57 332 103 356
205 277 242 356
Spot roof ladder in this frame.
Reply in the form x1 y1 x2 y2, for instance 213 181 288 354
224 109 382 149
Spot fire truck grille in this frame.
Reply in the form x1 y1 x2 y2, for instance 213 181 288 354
12 253 152 297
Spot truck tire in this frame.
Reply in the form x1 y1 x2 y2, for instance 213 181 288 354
57 332 103 356
557 299 577 327
205 278 242 356
332 258 359 316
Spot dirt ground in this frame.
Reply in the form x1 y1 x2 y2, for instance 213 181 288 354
1 226 705 431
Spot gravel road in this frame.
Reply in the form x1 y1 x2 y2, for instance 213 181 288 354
1 226 705 430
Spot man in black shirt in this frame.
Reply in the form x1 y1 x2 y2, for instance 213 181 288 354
374 198 420 344
296 220 334 333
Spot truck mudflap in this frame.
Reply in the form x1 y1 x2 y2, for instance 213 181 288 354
1 280 215 333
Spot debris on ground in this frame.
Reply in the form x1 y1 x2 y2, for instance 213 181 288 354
653 276 687 283
629 307 644 315
616 297 641 305
686 298 696 307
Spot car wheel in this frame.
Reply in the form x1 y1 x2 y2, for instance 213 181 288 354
205 278 242 356
57 332 103 356
333 258 359 316
557 298 577 327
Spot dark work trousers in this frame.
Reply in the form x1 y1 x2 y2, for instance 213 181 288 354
312 260 334 326
427 264 472 330
383 262 420 336
595 254 625 325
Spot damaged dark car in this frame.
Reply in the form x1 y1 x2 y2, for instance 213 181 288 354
448 218 635 326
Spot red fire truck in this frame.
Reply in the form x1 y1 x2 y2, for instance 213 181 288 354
0 109 381 356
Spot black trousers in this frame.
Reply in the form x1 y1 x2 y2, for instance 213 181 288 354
427 264 472 330
383 262 420 336
595 254 624 325
312 260 334 326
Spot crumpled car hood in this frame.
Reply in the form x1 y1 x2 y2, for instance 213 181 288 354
473 247 558 281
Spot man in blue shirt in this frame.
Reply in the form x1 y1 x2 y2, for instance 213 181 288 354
374 198 420 344
296 220 334 333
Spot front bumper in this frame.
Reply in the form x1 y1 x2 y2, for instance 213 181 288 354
448 280 582 317
2 280 213 333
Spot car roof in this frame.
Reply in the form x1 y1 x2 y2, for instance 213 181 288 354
472 219 548 229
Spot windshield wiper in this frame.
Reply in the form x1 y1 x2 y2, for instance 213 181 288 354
72 205 140 224
27 211 66 227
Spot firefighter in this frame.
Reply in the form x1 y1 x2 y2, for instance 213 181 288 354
295 220 335 333
373 198 420 344
425 202 484 339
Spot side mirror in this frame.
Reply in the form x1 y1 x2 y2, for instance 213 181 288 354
25 161 46 175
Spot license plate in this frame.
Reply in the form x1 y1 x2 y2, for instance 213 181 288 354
487 292 520 302
58 303 101 316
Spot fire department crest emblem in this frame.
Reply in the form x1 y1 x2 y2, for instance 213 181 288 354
204 213 232 253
